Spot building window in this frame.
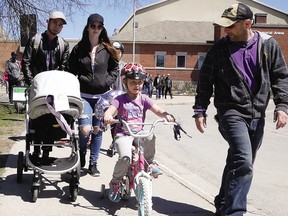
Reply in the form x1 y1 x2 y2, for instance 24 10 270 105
155 52 166 67
198 52 207 69
176 52 186 68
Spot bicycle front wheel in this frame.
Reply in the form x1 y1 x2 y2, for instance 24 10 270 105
136 176 152 216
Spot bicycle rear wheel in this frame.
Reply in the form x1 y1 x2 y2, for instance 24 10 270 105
136 176 152 216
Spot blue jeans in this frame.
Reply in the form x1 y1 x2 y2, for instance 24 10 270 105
148 84 153 97
79 97 103 165
215 115 265 216
156 87 161 99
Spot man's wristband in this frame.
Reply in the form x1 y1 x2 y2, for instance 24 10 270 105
193 109 207 118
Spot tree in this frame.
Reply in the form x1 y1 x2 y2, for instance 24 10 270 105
0 0 155 41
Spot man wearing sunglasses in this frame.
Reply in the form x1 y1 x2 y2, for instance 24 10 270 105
193 3 288 216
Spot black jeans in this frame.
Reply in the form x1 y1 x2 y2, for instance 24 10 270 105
165 87 172 98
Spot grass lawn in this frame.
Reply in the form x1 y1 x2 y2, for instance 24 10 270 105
0 103 25 176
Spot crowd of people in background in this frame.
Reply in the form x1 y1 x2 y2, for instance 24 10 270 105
146 73 173 99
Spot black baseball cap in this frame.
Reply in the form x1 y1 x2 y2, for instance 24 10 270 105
214 3 253 27
87 13 104 25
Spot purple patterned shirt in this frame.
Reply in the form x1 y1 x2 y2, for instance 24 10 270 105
111 93 154 135
229 32 259 93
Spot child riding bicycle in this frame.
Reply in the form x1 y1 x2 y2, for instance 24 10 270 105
104 62 175 202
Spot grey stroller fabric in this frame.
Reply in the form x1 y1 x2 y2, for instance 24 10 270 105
28 70 83 120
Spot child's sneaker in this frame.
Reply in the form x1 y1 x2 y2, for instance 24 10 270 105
149 161 162 177
109 181 121 202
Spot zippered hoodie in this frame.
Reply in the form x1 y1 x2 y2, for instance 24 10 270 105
68 42 119 95
193 31 288 118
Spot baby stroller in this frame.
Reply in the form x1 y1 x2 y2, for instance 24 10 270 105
16 70 83 202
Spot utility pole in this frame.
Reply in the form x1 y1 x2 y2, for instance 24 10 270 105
132 0 136 62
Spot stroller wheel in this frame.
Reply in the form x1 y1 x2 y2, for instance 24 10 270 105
69 178 78 202
70 186 78 202
31 186 39 202
17 151 24 183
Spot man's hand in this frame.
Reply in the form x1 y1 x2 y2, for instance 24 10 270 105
195 116 207 133
273 110 288 129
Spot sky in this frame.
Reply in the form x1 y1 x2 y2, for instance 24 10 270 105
60 0 160 39
60 0 288 39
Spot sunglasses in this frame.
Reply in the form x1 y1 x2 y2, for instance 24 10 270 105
89 24 103 30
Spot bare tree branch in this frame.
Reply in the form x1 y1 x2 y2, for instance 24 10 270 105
0 0 155 41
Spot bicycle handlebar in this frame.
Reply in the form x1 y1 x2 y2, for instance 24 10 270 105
113 118 177 138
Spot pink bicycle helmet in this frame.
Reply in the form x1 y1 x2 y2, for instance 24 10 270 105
121 62 147 80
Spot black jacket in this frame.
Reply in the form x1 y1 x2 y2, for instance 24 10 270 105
194 31 288 118
68 42 119 95
21 31 70 84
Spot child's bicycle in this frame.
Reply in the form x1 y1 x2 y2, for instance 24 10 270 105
100 118 177 216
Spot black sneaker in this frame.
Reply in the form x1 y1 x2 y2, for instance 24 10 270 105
88 163 100 177
79 150 86 168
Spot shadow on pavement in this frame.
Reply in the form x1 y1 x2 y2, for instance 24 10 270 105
0 172 79 203
64 187 138 215
0 171 215 215
153 196 215 215
0 154 17 169
9 135 26 142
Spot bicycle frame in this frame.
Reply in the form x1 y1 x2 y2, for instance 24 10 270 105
128 138 150 192
114 118 176 215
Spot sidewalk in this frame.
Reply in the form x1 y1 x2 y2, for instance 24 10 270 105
0 120 215 216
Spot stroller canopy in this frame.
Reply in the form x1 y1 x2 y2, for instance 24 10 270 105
28 70 83 119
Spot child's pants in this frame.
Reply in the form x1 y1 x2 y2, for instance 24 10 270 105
112 132 156 182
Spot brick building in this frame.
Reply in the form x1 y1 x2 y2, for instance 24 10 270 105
110 0 288 82
0 41 21 72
